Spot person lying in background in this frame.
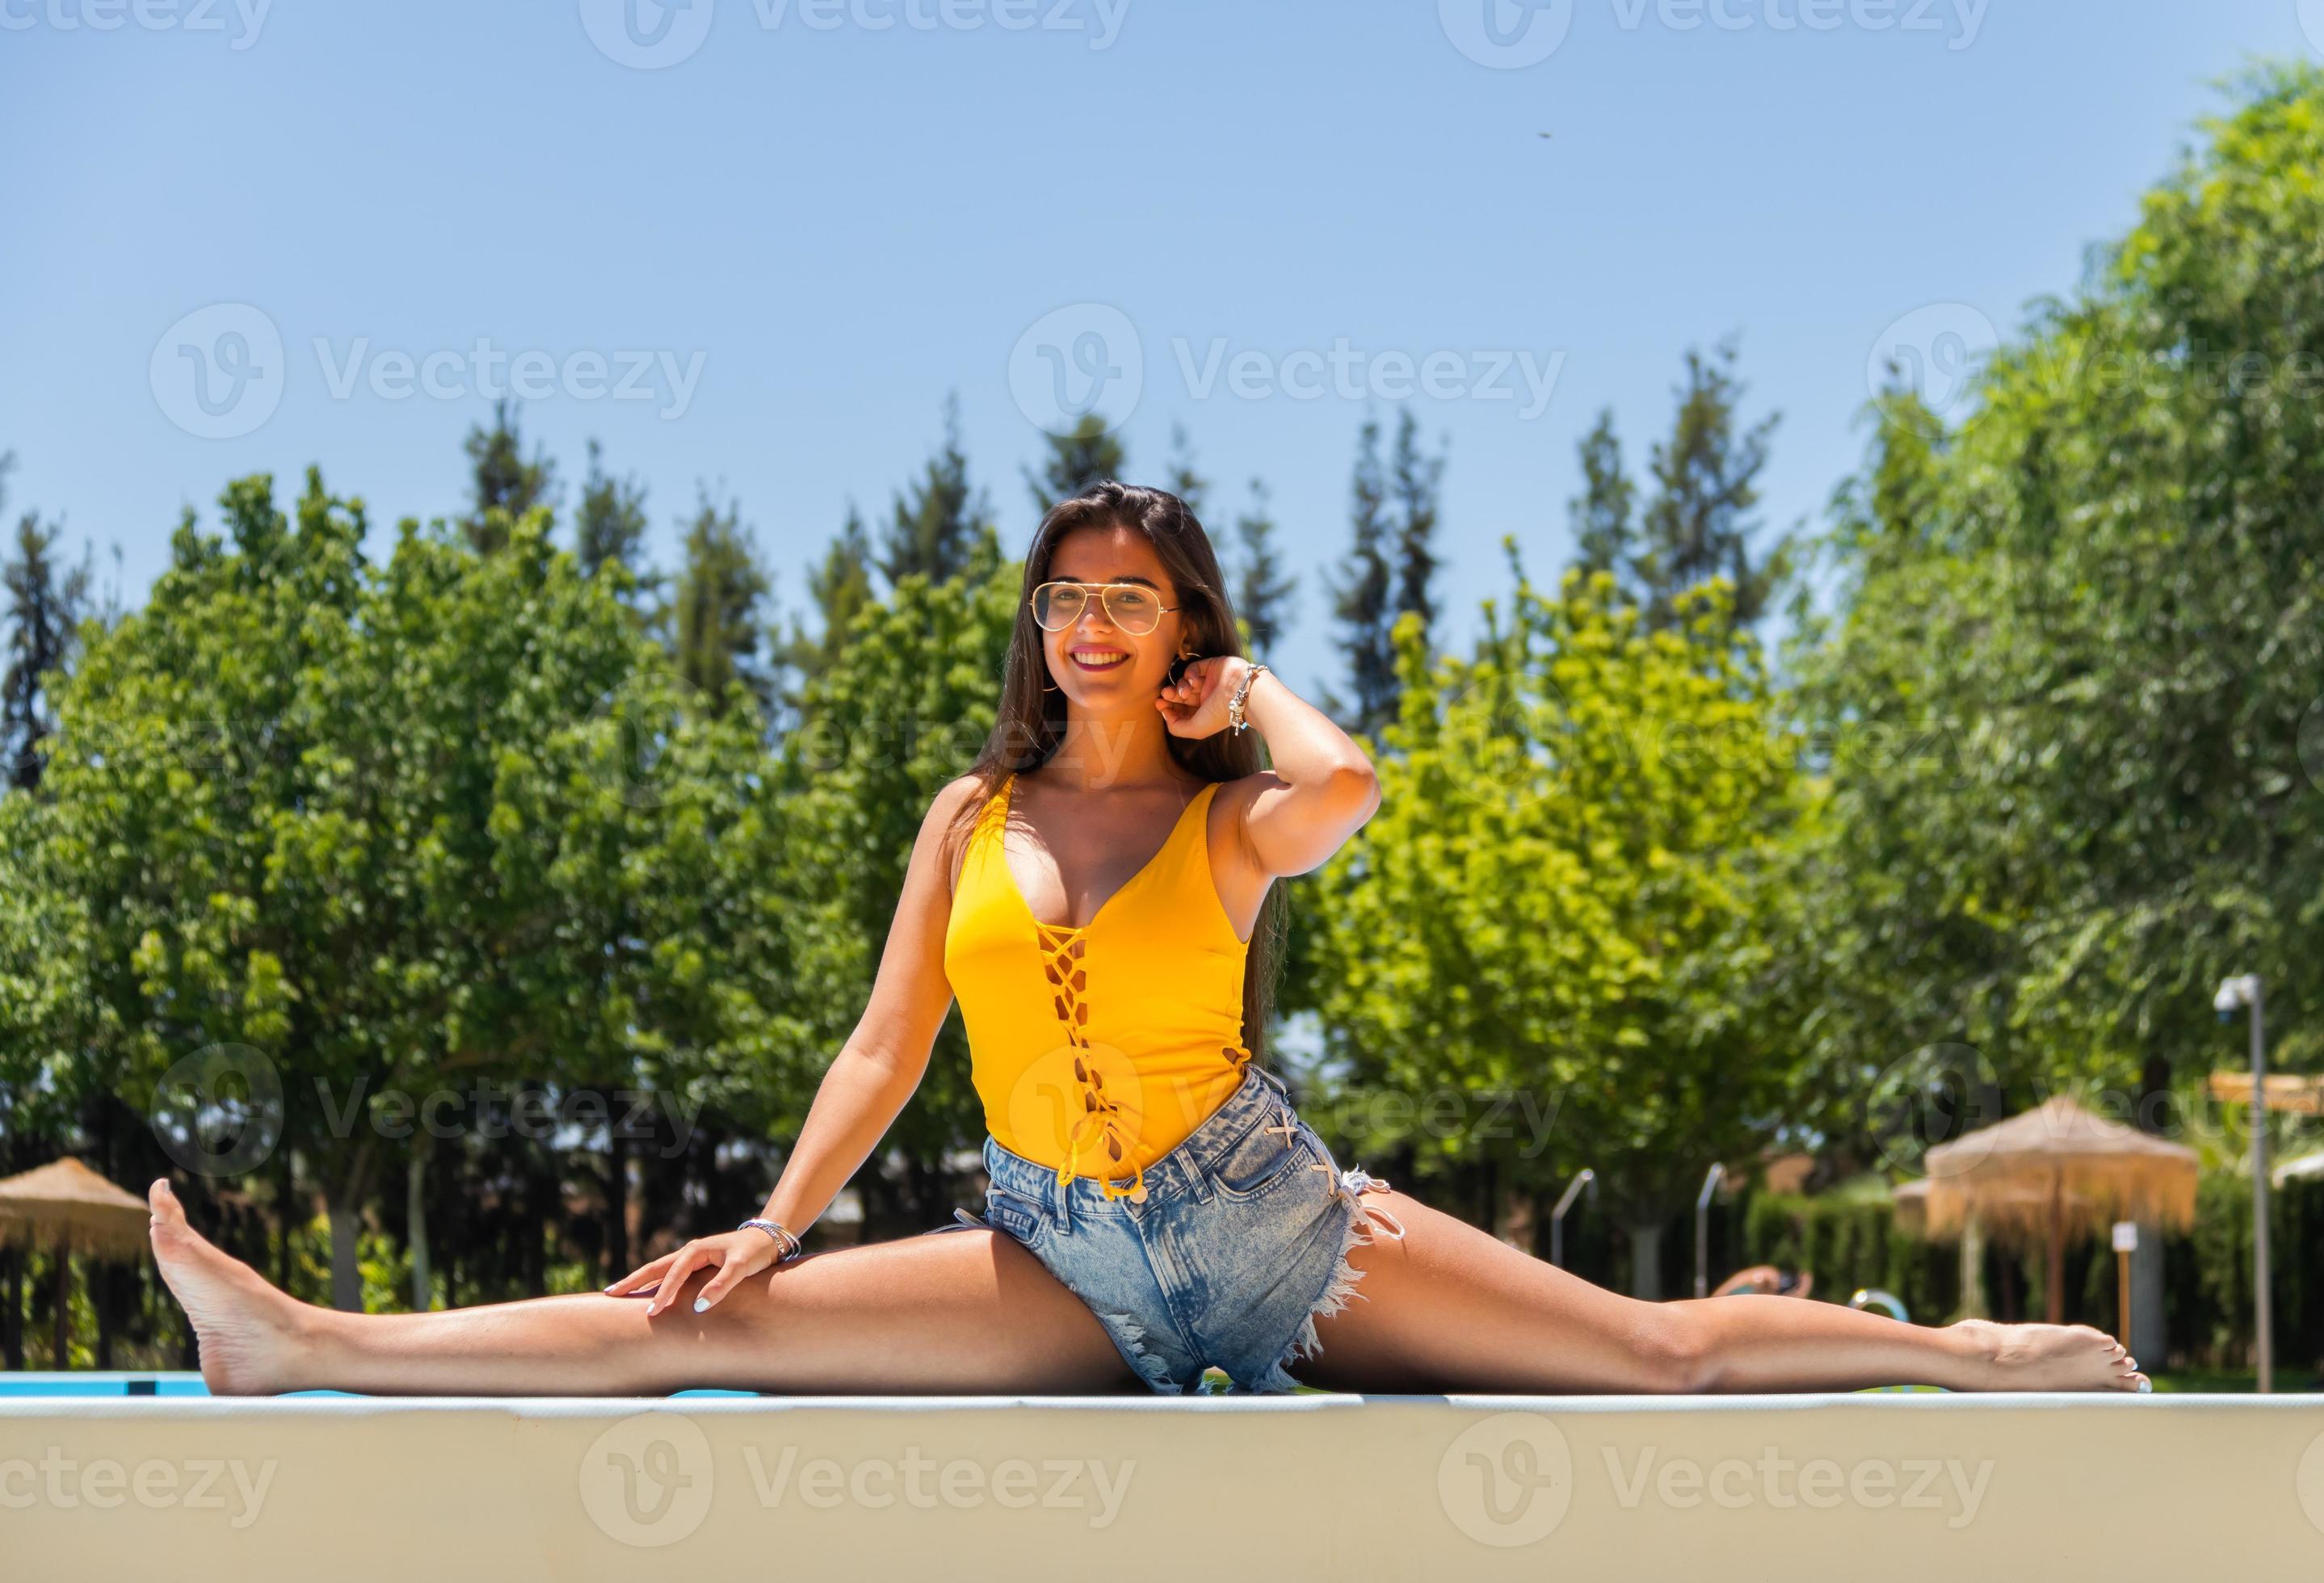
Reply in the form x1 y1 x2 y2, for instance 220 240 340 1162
1713 1265 1815 1300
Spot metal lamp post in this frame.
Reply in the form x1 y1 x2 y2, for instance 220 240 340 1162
1549 1168 1595 1270
1694 1162 1727 1300
2214 972 2272 1394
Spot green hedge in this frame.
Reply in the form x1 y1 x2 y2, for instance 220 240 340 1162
1736 1190 1957 1324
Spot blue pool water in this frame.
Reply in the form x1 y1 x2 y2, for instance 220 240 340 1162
0 1372 759 1398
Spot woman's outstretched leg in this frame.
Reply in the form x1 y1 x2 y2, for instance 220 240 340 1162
1297 1186 2151 1394
147 1180 1141 1396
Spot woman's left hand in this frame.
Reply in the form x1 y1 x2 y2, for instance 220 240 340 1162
1157 655 1247 738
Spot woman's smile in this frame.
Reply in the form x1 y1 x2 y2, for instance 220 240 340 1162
1066 643 1133 672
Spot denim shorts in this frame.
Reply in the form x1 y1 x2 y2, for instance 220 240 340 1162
926 1062 1406 1394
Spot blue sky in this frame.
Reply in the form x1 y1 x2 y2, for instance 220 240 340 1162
3 0 2313 697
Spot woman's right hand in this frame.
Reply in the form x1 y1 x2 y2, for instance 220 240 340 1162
605 1229 786 1316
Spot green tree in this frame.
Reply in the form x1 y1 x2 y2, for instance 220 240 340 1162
775 521 1012 1225
1389 409 1448 645
1638 341 1784 631
1322 414 1396 733
1166 422 1208 518
1232 478 1296 657
1025 414 1125 516
2 456 93 792
27 472 788 1309
460 399 558 555
883 393 994 589
573 438 660 619
780 503 877 711
1784 65 2324 1157
671 485 776 722
1568 408 1639 591
1303 552 1805 1295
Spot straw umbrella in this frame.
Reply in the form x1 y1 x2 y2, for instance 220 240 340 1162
0 1158 152 1369
1923 1096 2197 1325
1895 1172 2103 1320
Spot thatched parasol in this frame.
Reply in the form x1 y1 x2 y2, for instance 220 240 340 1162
1923 1096 2197 1324
1893 1174 2082 1241
0 1157 153 1370
0 1158 152 1261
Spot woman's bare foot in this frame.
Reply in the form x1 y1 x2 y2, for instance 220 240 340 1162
1950 1318 2150 1392
147 1179 311 1396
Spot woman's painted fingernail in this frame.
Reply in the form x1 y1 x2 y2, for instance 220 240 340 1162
693 1297 710 1313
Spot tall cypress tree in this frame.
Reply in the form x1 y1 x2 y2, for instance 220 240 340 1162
671 485 775 721
1637 339 1782 629
882 393 992 589
1389 409 1447 646
1166 422 1209 519
1025 414 1126 516
1569 407 1638 591
1324 415 1397 735
781 502 876 703
460 399 557 555
1 455 91 792
574 439 652 582
1232 477 1296 658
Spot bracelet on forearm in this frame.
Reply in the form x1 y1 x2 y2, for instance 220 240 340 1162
1228 662 1270 734
740 1218 805 1263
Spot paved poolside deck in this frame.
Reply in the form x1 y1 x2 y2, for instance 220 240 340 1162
5 1388 2321 1578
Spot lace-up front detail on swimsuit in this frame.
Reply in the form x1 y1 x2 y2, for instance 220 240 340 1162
944 771 1254 1203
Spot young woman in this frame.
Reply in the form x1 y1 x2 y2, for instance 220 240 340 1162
145 482 2150 1396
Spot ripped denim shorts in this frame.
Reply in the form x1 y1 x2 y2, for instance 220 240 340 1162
926 1061 1406 1394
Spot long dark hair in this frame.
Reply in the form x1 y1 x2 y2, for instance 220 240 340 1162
943 481 1288 1063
